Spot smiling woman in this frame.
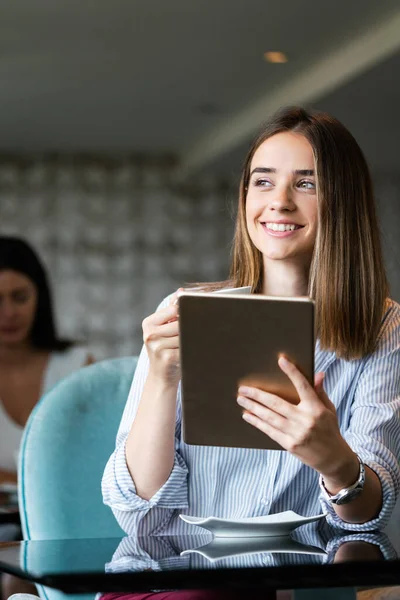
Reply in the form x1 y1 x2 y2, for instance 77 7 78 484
102 106 399 548
231 107 388 360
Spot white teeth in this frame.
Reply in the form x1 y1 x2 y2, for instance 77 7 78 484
265 223 297 232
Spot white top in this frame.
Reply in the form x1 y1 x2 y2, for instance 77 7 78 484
0 345 89 472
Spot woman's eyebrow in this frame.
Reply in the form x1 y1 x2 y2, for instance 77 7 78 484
295 169 314 176
250 167 276 177
249 167 314 177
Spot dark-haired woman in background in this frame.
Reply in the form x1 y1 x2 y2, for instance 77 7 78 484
0 236 93 483
0 236 93 488
0 236 94 599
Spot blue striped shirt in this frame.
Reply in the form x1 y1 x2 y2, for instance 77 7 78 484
102 295 400 536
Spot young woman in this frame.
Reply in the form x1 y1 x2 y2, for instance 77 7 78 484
0 236 94 599
102 107 400 539
0 236 94 488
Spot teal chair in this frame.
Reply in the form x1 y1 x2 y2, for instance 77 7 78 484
17 356 138 600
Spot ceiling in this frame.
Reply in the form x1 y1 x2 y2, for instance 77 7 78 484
0 0 399 177
210 49 400 180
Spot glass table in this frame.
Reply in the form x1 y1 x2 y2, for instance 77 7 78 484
0 521 399 598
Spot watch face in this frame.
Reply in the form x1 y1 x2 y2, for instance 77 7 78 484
335 486 363 505
319 455 365 506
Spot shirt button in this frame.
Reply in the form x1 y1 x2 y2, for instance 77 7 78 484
261 497 270 506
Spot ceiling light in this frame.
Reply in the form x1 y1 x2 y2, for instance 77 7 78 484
264 51 288 64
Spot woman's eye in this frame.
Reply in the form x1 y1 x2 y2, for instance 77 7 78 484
13 292 30 304
253 178 273 188
298 180 315 190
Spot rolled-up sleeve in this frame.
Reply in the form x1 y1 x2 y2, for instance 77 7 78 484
102 295 189 535
321 305 400 531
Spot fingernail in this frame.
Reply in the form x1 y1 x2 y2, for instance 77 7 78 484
279 356 289 367
242 413 253 423
237 396 245 406
238 386 250 396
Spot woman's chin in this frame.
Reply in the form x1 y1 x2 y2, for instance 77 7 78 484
259 242 315 263
261 248 299 261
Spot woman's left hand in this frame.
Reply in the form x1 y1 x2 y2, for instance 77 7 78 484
237 356 355 477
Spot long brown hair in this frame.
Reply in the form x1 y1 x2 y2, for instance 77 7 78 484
200 106 389 360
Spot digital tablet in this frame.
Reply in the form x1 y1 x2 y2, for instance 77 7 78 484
178 292 315 450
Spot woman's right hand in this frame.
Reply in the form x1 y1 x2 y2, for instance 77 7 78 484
142 290 182 388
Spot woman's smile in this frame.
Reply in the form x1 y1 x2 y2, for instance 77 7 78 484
261 221 304 238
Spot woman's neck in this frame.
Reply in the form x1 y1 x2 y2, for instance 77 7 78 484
261 259 310 297
0 341 38 366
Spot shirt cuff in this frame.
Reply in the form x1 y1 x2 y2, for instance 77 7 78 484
108 438 189 512
319 459 396 532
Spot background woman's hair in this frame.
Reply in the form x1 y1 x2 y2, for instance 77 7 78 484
199 106 389 360
0 235 74 351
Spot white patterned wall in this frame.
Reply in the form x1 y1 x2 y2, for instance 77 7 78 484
0 159 235 359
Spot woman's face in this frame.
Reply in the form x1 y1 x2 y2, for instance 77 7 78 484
245 132 318 266
0 270 38 346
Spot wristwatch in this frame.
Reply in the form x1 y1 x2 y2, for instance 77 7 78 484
319 455 366 505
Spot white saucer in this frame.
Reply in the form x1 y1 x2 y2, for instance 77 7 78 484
181 535 326 562
179 510 326 538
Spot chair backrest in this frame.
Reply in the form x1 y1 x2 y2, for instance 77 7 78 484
18 356 137 541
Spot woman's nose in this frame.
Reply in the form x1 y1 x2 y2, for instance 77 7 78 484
0 299 18 320
268 186 295 211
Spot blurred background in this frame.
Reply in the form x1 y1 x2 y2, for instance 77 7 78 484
0 0 399 359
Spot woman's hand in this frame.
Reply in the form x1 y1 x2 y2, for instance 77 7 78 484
142 289 182 388
237 356 358 484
